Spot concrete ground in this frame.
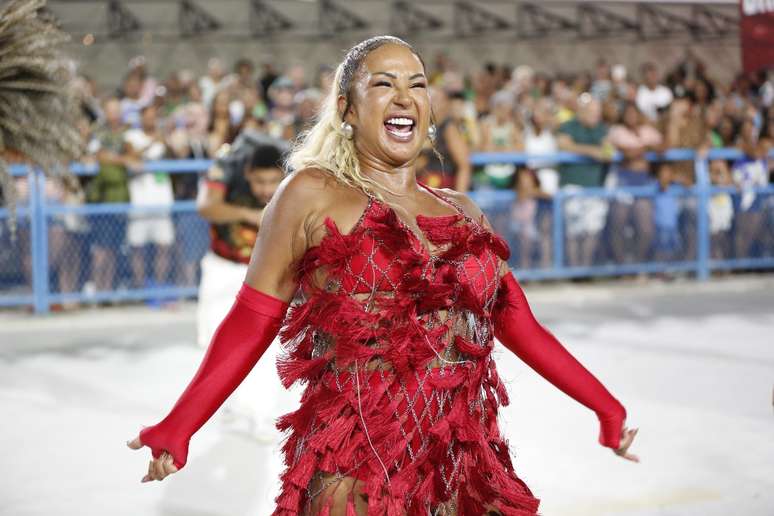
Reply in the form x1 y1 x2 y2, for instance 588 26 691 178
1 275 772 516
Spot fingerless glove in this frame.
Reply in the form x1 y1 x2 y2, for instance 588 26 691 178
139 283 289 469
492 271 627 450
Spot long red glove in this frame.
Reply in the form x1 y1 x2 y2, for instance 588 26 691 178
492 271 627 450
139 282 289 469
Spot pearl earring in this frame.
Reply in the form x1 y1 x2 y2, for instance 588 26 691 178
428 124 436 141
341 121 354 140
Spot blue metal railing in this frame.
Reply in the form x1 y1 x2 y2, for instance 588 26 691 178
2 148 773 313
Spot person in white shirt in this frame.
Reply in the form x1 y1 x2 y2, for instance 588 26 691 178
635 62 674 122
524 98 559 268
124 105 175 289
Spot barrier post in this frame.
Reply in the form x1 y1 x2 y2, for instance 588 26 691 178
694 155 710 281
552 190 564 270
30 168 50 313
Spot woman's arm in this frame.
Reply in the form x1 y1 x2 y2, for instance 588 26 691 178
130 170 319 474
491 271 627 450
445 190 628 451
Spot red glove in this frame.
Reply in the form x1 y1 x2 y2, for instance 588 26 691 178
492 271 627 450
139 282 289 469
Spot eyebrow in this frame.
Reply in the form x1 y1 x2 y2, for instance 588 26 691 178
373 72 426 80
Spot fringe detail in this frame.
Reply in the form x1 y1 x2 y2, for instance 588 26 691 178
271 194 538 514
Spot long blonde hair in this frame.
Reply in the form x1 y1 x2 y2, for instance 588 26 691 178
285 36 428 200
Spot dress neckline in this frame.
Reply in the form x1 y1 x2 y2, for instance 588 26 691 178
364 182 472 258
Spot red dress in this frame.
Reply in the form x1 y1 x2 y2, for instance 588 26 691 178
272 183 541 515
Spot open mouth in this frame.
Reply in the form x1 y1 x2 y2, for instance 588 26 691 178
384 116 415 141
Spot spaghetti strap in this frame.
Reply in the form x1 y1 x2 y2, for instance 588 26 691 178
417 181 473 222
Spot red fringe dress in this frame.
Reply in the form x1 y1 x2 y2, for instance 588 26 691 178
272 184 541 515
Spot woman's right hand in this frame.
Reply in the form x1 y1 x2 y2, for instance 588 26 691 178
126 435 179 482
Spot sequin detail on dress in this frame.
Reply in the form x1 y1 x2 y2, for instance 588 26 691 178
272 184 541 516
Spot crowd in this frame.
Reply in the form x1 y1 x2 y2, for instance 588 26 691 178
3 51 774 304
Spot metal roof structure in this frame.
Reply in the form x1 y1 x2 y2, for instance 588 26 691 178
48 0 740 43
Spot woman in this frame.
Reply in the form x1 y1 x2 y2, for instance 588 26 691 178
524 97 559 269
417 86 472 192
207 89 242 156
128 37 638 515
607 102 663 264
478 89 523 189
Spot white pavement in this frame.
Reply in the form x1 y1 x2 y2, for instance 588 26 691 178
1 275 772 516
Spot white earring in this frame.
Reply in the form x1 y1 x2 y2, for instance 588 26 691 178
428 124 436 141
341 121 354 140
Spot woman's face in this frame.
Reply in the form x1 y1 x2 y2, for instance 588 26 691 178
341 43 430 168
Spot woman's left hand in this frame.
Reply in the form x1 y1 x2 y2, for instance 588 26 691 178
613 425 640 462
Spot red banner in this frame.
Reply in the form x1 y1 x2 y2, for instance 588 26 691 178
740 0 774 73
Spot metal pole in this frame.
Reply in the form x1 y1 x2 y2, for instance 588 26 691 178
552 190 564 271
694 155 710 281
30 168 50 313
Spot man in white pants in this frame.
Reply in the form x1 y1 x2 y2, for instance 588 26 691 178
196 131 287 443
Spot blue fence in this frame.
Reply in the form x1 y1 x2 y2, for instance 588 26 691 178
1 148 773 313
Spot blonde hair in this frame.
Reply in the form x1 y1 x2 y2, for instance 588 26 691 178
285 36 427 200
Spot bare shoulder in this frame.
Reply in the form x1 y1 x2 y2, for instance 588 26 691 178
274 167 370 240
267 167 341 217
275 167 335 204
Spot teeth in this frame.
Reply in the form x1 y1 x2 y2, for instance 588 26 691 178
386 117 413 126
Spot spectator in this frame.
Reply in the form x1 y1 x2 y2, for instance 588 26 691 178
607 102 663 263
478 90 523 189
663 92 710 185
119 70 146 128
590 59 612 101
418 86 472 192
294 88 323 134
128 55 159 106
636 62 673 122
525 98 559 195
316 64 335 95
731 119 768 258
556 94 613 267
199 57 227 108
208 90 241 156
286 63 308 93
652 164 683 262
509 168 545 270
86 97 136 293
611 64 630 101
471 63 498 117
167 102 211 288
124 105 175 291
709 160 734 260
13 175 82 309
524 97 559 268
233 57 255 93
266 76 297 140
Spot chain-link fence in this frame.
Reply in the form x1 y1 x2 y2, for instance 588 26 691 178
2 150 773 312
41 202 210 306
468 148 774 281
0 203 33 307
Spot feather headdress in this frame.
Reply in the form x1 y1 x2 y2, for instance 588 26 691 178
0 0 82 232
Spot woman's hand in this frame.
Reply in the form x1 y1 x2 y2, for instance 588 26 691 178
126 435 179 482
613 425 640 463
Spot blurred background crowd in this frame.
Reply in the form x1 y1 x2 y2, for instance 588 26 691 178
4 49 774 308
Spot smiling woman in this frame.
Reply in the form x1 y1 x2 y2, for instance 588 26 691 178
129 35 638 516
